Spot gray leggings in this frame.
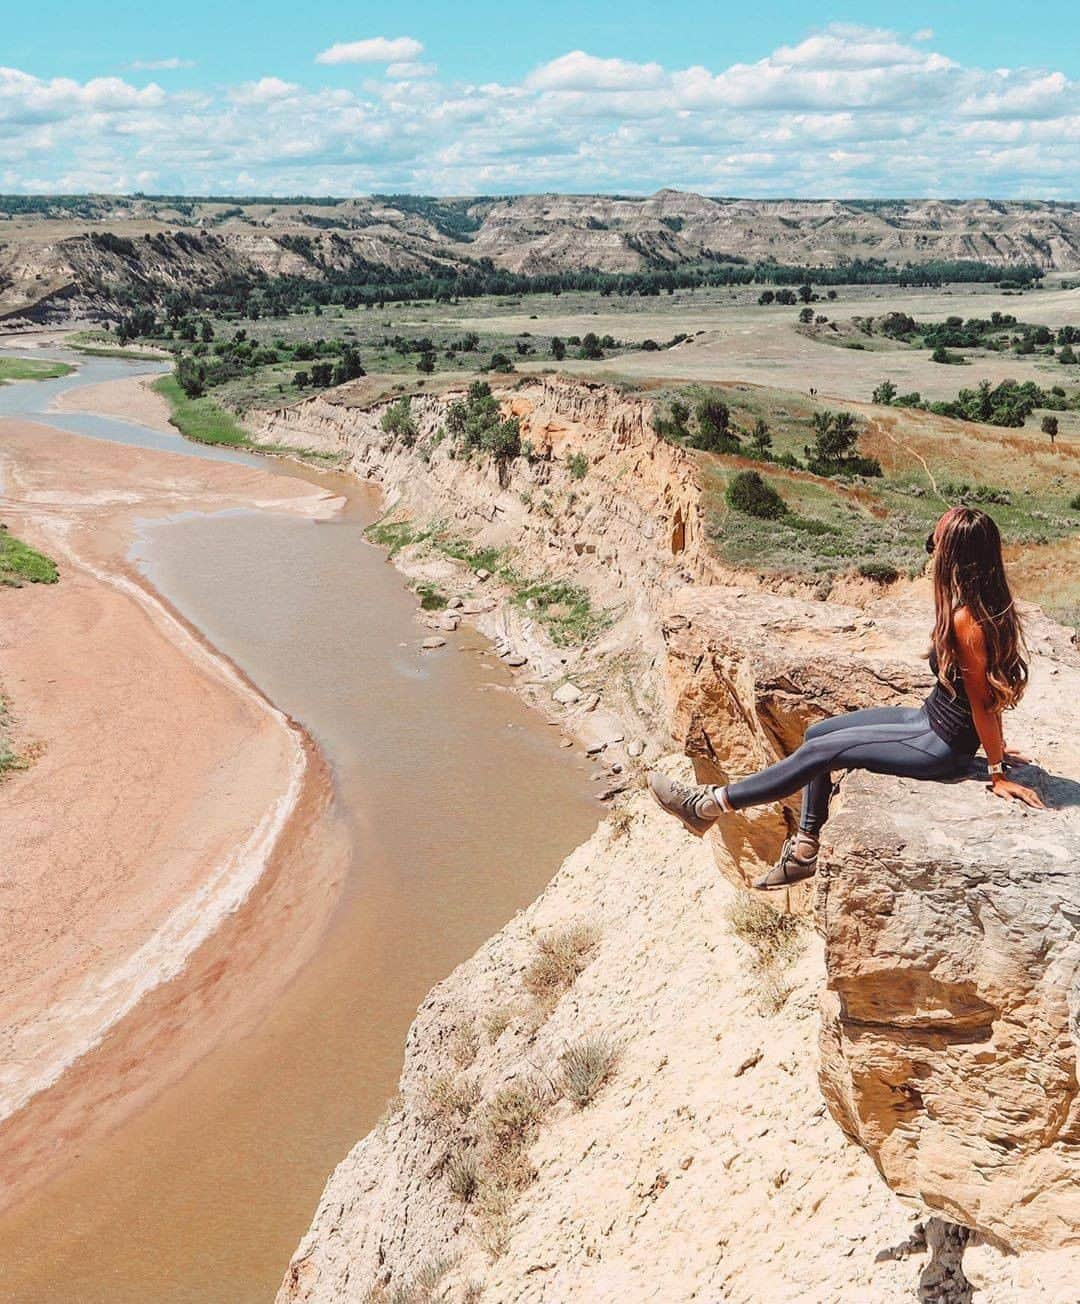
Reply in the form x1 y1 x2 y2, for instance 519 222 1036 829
724 705 970 836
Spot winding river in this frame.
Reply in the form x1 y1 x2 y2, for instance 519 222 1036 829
0 349 599 1302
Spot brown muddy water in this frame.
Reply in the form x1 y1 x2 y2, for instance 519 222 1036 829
0 364 599 1302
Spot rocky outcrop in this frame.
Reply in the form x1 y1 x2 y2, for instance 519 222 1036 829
661 584 1080 1278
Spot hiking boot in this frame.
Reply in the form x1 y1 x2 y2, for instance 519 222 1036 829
648 771 720 837
753 837 818 891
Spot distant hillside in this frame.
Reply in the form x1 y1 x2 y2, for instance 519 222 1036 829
2 191 1077 324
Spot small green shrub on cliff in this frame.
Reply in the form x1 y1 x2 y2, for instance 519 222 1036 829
567 450 589 480
380 397 418 445
858 561 900 585
511 578 611 647
446 380 521 459
366 516 425 557
414 581 447 611
559 1035 622 1107
726 470 788 521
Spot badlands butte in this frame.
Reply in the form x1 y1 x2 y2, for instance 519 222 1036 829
2 191 1080 1302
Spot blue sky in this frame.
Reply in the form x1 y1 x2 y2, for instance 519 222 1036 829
2 2 1078 196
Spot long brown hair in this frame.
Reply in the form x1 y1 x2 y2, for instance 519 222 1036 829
931 506 1027 710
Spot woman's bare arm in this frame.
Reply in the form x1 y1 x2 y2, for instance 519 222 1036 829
954 608 1044 808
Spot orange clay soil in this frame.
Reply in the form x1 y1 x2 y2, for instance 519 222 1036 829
0 421 349 1210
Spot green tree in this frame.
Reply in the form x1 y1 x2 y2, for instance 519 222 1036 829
551 337 566 361
749 418 772 457
872 380 897 405
380 397 418 445
808 411 856 464
726 470 787 520
798 307 814 325
176 355 206 399
579 333 604 360
694 398 733 451
1042 415 1059 442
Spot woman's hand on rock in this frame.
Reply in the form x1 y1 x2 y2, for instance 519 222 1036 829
989 774 1046 808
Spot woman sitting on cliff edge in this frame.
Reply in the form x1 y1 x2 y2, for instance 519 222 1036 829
649 505 1045 890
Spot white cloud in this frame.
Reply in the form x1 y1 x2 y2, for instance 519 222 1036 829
913 28 935 42
128 57 195 71
527 51 666 91
229 77 301 104
1 26 1077 198
315 36 423 65
959 71 1068 119
385 61 437 81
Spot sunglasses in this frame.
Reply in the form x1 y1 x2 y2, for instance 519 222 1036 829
925 531 936 556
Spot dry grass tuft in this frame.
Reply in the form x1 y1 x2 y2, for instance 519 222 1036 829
450 1023 480 1069
446 1147 480 1204
375 1092 404 1139
558 1034 623 1108
725 891 804 967
522 925 599 1007
724 889 805 1014
607 806 633 840
483 1079 547 1153
420 1073 480 1131
472 1076 551 1259
483 1004 515 1043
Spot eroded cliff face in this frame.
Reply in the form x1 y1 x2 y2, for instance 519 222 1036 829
255 378 719 752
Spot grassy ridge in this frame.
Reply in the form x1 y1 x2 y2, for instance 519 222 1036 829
0 527 59 586
0 357 74 384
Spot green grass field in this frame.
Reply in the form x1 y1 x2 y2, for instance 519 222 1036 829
152 374 254 446
0 357 74 384
0 527 59 586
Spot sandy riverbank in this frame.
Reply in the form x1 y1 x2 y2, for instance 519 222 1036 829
0 419 348 1209
51 369 174 432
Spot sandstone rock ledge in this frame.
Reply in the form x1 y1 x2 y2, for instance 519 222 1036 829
661 583 1080 1290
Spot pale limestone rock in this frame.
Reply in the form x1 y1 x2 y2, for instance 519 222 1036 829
553 682 583 705
663 583 1080 1261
